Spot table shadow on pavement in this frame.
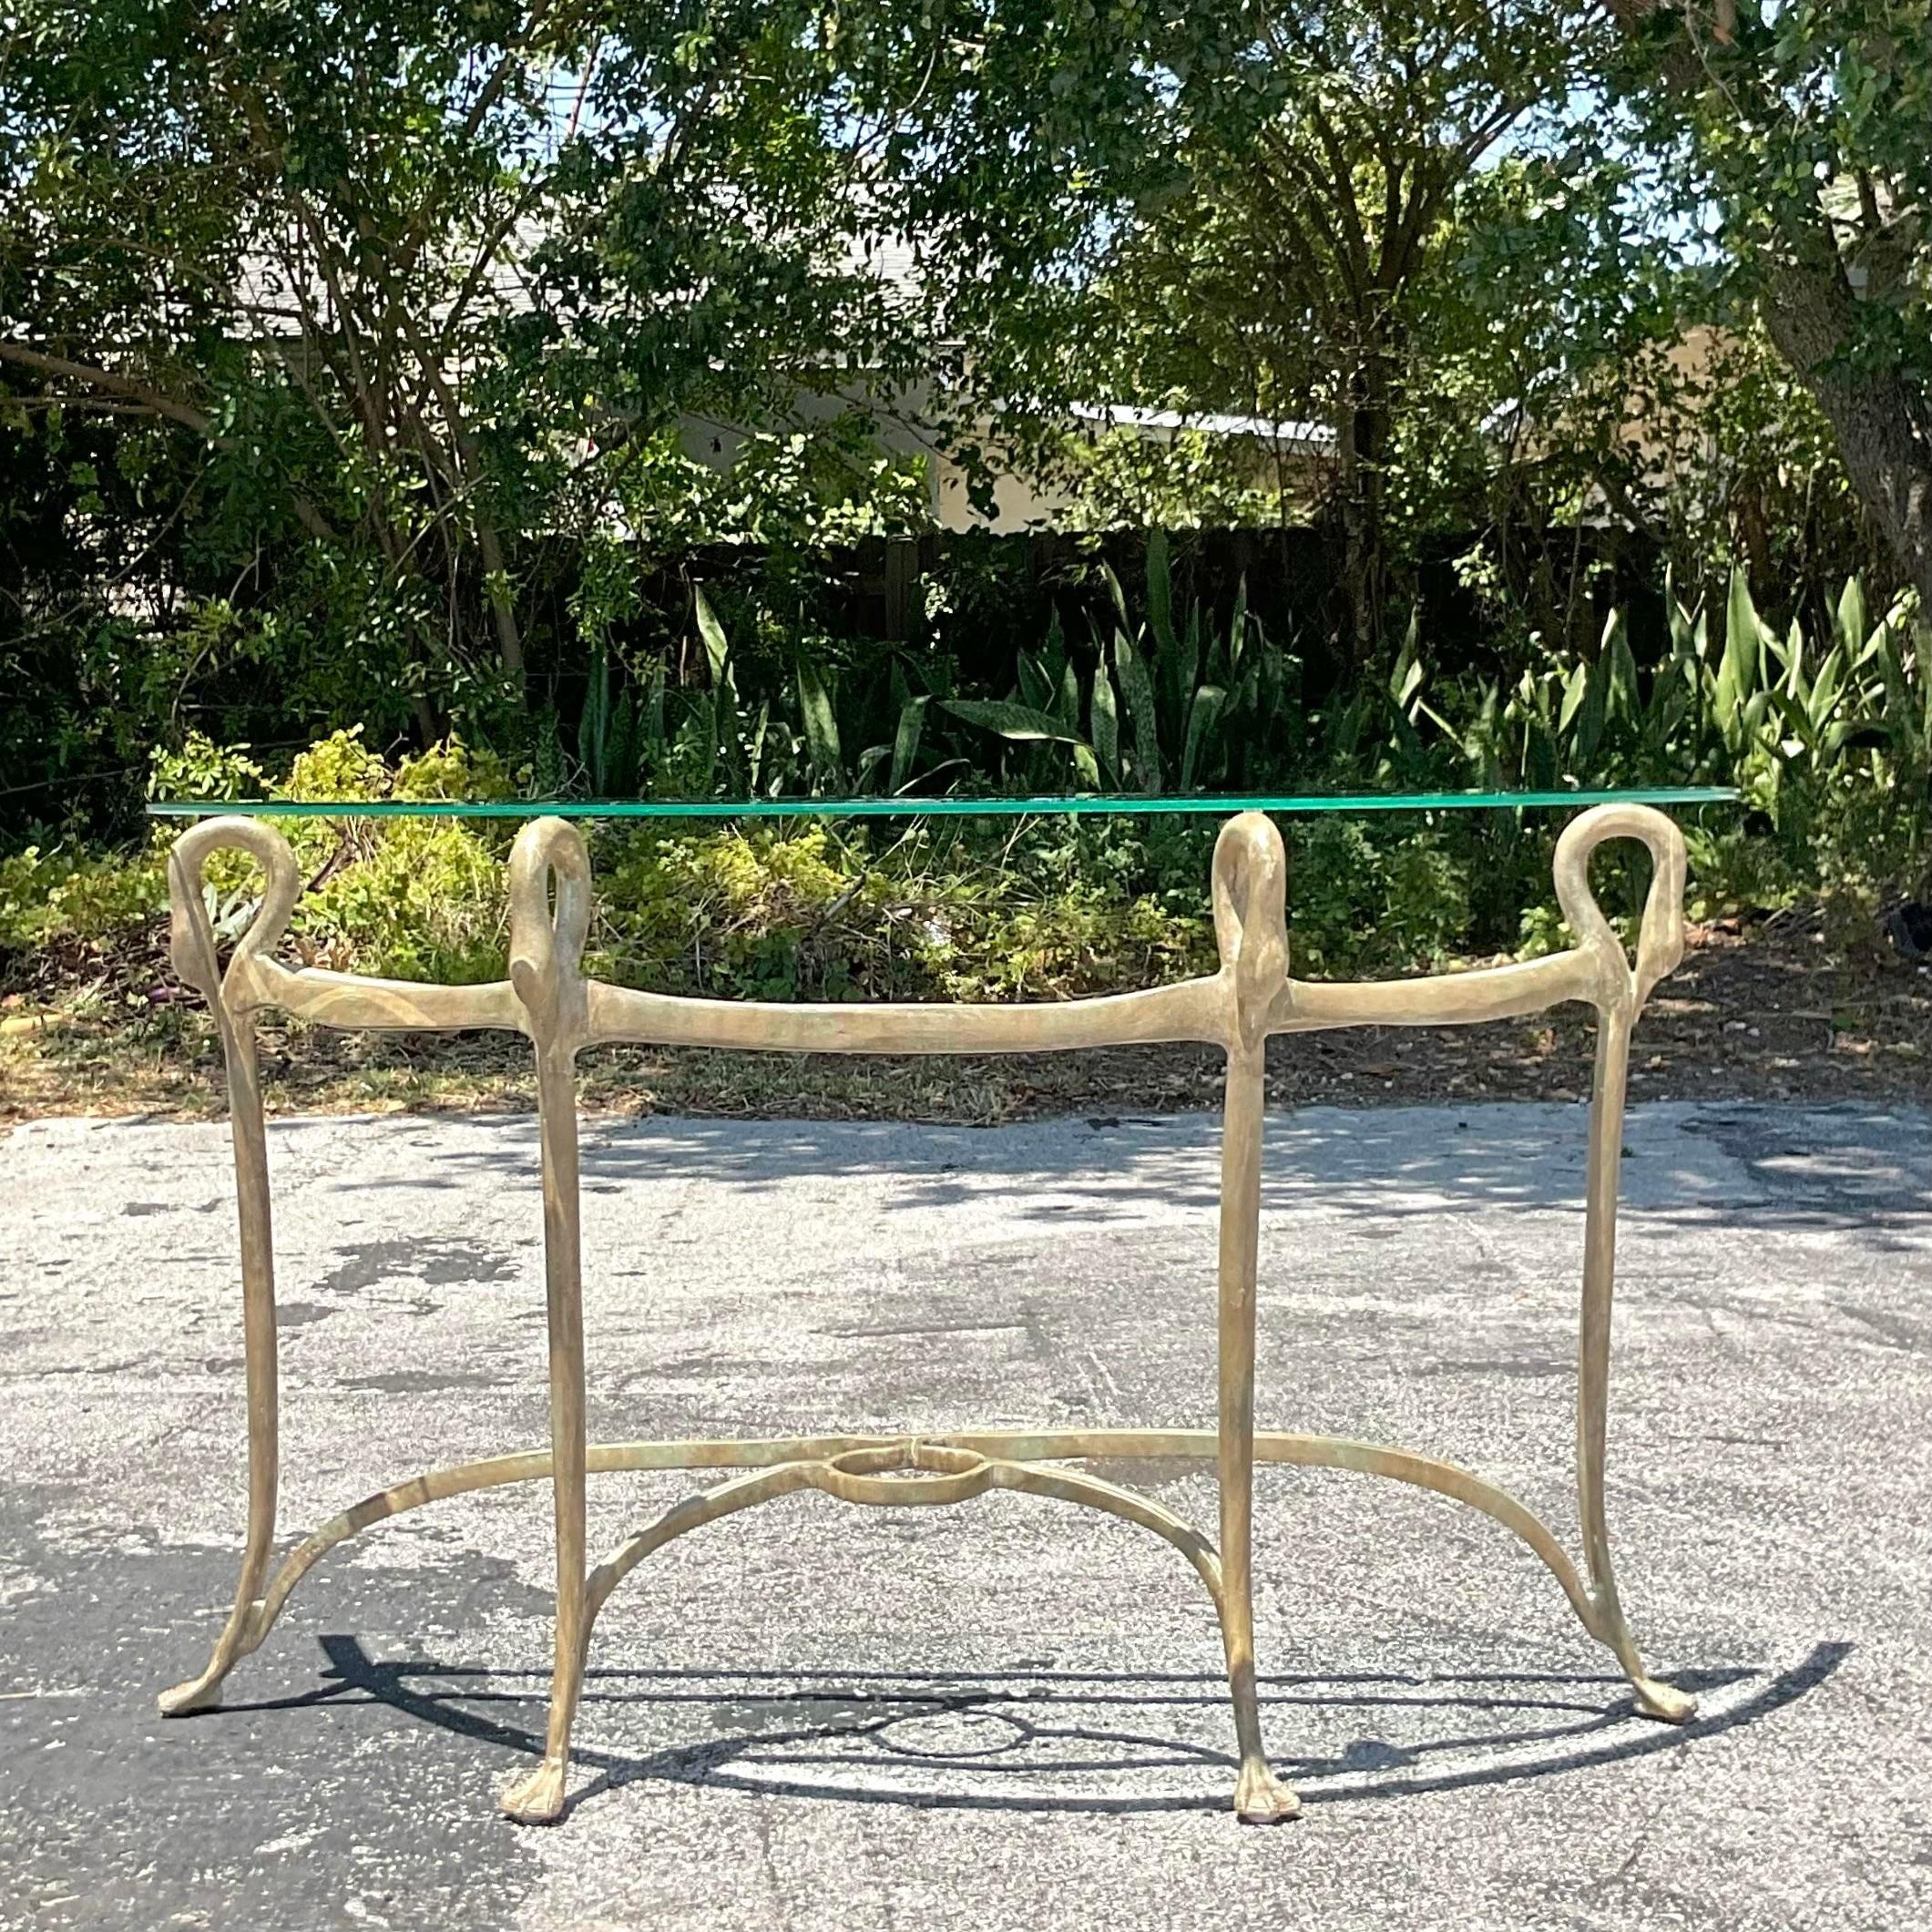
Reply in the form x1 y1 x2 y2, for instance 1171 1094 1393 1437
206 1639 1845 1820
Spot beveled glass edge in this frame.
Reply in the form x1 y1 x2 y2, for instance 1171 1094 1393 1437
148 786 1739 821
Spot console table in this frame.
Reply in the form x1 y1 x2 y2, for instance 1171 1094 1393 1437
148 788 1729 1825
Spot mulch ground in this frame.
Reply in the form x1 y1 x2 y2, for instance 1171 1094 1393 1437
3 905 1927 1127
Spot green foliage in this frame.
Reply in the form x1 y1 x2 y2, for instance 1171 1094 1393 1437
1600 2 1932 608
146 736 267 805
597 828 873 999
936 557 1926 949
1287 818 1475 976
8 0 1926 853
294 822 508 986
1029 3 1627 653
0 0 1181 807
393 738 515 803
7 556 1927 1027
578 647 643 800
56 560 1924 970
282 731 389 804
1056 425 1283 533
940 534 1298 795
0 843 165 951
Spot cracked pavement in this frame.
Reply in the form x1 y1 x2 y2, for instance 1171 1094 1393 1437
2 1099 1928 1930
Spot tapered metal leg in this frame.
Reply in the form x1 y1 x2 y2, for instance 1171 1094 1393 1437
160 1023 279 1715
1576 1007 1695 1724
499 1042 592 1823
1215 1042 1300 1822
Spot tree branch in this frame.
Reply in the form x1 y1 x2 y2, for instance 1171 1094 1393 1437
0 340 212 433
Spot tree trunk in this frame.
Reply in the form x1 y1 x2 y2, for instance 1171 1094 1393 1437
1605 0 1932 610
1336 358 1391 663
474 516 526 682
1757 214 1932 612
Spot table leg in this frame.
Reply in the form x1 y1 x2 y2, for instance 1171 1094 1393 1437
498 1040 592 1823
159 1017 280 1716
1576 1005 1698 1724
1216 1040 1300 1823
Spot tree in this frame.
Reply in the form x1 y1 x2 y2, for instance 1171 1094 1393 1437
0 1 1170 750
1060 1 1602 659
1602 1 1932 608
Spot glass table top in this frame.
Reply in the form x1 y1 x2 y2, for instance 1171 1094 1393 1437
148 787 1737 822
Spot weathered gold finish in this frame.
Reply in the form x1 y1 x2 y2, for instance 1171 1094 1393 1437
158 803 1699 1824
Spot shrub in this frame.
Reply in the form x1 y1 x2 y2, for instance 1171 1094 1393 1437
0 844 166 951
294 822 507 983
10 559 1929 1023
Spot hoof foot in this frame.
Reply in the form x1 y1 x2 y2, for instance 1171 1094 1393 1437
1233 1760 1301 1825
1632 1678 1697 1724
499 1760 568 1825
157 1676 223 1717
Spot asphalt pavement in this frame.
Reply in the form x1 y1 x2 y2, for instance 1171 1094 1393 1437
2 1099 1927 1931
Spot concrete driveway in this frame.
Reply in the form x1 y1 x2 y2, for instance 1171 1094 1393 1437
2 1100 1927 1931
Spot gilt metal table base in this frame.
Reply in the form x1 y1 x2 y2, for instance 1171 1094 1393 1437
158 806 1698 1825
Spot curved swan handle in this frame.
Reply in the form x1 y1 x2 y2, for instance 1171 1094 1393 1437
166 816 302 1007
506 816 591 1038
1553 804 1688 1012
1211 812 1289 1048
